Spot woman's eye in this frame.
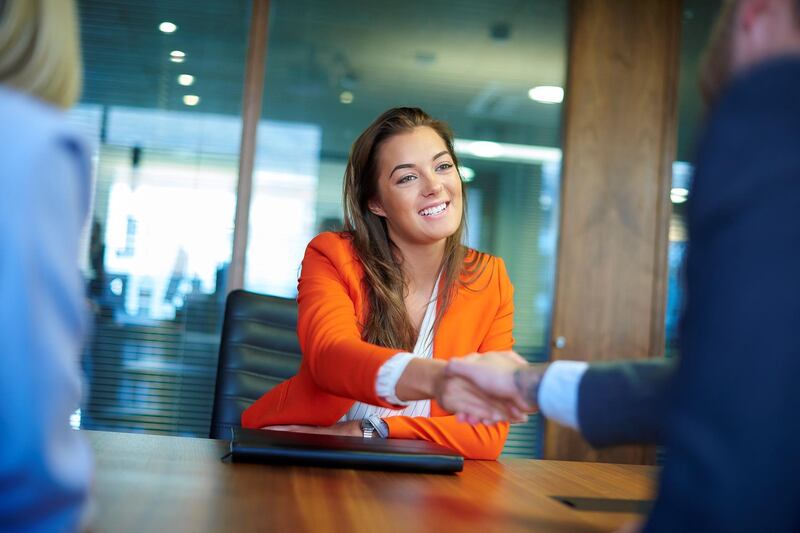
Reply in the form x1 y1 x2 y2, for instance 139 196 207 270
398 174 417 184
436 162 454 172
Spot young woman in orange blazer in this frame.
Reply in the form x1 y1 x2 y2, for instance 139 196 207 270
242 107 521 460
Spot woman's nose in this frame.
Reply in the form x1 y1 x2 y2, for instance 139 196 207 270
422 173 444 196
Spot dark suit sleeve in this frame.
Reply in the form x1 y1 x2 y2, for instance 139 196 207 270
577 359 674 447
645 60 800 532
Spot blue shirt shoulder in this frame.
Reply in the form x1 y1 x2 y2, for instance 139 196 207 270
0 85 94 533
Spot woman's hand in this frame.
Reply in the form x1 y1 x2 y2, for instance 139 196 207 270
437 351 539 424
264 419 363 437
435 371 529 425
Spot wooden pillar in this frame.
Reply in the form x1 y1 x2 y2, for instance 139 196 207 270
228 0 270 293
545 0 682 464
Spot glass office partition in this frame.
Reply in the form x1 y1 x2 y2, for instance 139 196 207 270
245 0 569 457
70 0 250 435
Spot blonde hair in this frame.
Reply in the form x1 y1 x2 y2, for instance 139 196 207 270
0 0 82 108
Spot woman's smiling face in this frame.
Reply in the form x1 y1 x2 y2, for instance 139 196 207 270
368 126 463 248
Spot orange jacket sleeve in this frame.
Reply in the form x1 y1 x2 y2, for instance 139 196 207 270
385 257 516 460
296 234 401 408
385 415 508 460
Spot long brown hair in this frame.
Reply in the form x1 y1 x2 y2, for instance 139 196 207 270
342 107 487 351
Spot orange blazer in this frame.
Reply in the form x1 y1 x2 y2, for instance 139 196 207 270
241 232 515 460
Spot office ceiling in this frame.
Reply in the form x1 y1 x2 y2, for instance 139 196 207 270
78 0 719 162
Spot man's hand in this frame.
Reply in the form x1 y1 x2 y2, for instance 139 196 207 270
439 351 548 423
434 373 529 425
265 419 362 437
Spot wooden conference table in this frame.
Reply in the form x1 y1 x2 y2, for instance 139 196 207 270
86 430 657 532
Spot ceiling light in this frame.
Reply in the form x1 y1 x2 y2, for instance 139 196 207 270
463 141 503 158
454 139 562 164
671 194 688 204
459 166 476 182
159 22 177 33
170 50 185 63
177 74 194 86
183 95 200 106
339 91 354 104
528 85 564 104
671 187 689 204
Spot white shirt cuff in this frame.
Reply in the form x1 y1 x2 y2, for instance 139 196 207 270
538 360 589 431
376 352 417 406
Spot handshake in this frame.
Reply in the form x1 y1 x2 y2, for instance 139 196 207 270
433 351 548 425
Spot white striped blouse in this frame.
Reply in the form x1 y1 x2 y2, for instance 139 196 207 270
340 281 439 422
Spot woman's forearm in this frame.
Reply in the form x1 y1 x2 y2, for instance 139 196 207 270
395 358 447 402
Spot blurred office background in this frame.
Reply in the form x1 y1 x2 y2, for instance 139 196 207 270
68 0 717 458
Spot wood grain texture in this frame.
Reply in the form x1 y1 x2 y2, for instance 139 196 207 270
547 0 682 464
228 0 270 293
85 430 657 533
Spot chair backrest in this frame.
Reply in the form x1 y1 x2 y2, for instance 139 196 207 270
209 289 301 439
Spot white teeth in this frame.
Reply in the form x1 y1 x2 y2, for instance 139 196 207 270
420 203 447 216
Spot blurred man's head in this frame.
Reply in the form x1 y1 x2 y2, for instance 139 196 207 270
701 0 800 105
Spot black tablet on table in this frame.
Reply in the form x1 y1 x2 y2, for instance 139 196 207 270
229 427 464 474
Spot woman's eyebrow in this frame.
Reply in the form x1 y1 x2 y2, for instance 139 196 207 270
389 151 450 177
390 163 414 177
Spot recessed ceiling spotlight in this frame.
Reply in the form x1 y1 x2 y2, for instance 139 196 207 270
670 188 689 203
159 22 177 33
183 94 200 106
528 85 564 104
339 91 354 104
177 74 194 86
170 50 185 63
671 194 688 204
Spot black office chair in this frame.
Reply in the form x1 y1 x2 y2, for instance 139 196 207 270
209 289 302 439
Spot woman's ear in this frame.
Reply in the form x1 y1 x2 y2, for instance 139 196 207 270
368 199 386 217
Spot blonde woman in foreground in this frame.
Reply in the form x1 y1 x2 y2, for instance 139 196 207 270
0 1 93 530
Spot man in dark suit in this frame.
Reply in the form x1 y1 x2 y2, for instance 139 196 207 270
437 0 800 530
